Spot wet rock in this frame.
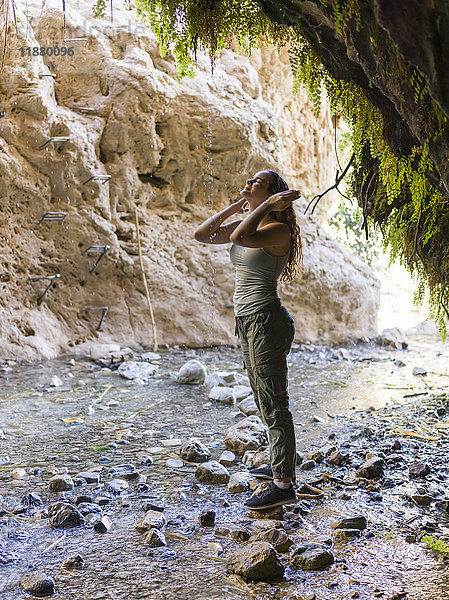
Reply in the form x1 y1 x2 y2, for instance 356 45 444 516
48 474 74 492
20 572 55 597
179 438 212 462
21 492 43 507
88 343 121 361
77 502 102 516
167 458 184 468
332 348 350 360
48 502 85 528
205 371 241 388
290 543 335 570
224 416 267 455
413 366 427 376
409 462 431 478
385 453 404 464
228 471 254 493
326 450 350 466
250 528 293 552
333 528 361 541
50 375 63 387
336 491 352 500
242 450 256 466
226 541 284 581
142 502 165 513
410 494 433 506
104 479 130 494
356 456 385 479
217 526 251 541
300 460 316 471
199 510 216 526
209 386 236 404
95 496 110 506
93 515 112 533
141 351 161 362
247 505 284 520
11 468 27 479
145 528 167 547
61 554 84 570
138 453 154 465
237 395 259 416
176 360 207 384
219 451 236 467
118 361 157 380
331 516 367 530
195 461 230 484
377 327 408 349
76 471 100 484
108 464 139 480
135 510 167 533
306 450 324 463
252 448 270 468
0 551 19 564
233 385 253 401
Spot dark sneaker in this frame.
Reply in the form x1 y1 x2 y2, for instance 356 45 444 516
244 481 296 510
248 465 273 480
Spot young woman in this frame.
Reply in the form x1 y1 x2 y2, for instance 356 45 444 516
194 170 302 510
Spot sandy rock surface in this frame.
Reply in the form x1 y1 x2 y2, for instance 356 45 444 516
0 0 379 359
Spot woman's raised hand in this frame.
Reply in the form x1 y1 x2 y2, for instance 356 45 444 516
268 189 301 211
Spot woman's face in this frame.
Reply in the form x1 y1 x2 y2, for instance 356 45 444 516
240 171 272 208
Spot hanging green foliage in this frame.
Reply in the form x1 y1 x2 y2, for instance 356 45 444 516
136 0 449 336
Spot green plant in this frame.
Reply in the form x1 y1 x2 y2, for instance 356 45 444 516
135 0 449 337
422 535 449 557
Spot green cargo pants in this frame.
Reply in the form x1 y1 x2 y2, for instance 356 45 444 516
235 300 296 480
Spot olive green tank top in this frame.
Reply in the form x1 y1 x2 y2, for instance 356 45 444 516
229 244 289 317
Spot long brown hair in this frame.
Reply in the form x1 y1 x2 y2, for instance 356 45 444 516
265 170 303 281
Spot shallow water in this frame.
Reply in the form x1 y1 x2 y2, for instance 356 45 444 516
1 337 449 599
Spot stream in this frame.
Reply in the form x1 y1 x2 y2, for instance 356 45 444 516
1 336 449 599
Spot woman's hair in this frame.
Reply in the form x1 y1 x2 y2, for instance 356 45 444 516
264 170 303 281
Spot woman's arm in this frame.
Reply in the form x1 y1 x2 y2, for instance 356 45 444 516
229 190 300 248
194 198 247 244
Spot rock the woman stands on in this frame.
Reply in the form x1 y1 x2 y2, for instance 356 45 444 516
194 169 302 510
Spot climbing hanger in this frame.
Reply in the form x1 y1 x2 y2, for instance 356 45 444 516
83 175 111 184
28 274 61 305
38 212 67 225
85 306 109 331
39 136 69 150
86 245 110 273
71 106 97 114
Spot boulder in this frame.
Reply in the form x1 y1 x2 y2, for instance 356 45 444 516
377 327 408 349
233 385 253 401
290 544 335 570
205 371 241 388
48 474 74 492
227 471 254 493
237 396 259 416
176 360 207 384
209 386 236 405
224 416 267 455
118 361 158 380
195 461 230 484
136 510 167 533
48 502 84 528
330 516 367 530
356 456 385 479
218 450 236 467
20 572 55 597
144 528 167 547
179 438 211 462
250 528 293 553
226 541 284 581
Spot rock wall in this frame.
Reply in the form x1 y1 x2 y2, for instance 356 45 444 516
0 0 379 359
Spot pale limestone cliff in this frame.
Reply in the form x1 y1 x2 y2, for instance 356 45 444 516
0 0 379 359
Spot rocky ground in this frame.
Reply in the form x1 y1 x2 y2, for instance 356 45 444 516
1 340 449 599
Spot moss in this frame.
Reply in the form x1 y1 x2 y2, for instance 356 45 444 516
135 0 449 335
